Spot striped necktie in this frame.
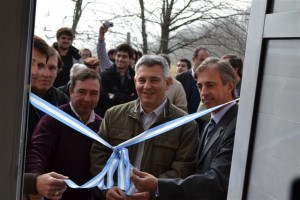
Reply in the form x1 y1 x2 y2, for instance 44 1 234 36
204 119 216 146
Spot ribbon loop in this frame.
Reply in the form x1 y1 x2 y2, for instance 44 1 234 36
118 149 132 191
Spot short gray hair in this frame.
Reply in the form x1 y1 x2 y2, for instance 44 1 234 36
135 55 170 78
70 63 87 78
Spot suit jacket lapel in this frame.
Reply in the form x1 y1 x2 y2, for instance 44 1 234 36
198 104 238 163
199 126 223 162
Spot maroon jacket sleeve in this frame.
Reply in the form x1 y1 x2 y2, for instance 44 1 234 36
25 114 59 174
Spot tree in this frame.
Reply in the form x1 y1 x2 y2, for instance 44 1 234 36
206 13 250 57
71 0 92 35
169 7 250 60
35 0 250 59
112 0 250 56
139 0 148 54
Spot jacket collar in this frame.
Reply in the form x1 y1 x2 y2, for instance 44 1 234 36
109 63 130 71
125 98 175 126
52 42 81 59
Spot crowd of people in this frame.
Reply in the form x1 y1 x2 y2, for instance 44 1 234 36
23 22 243 200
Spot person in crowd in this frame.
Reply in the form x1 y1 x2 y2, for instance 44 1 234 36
26 68 102 200
53 27 83 87
28 36 69 149
80 48 92 59
24 35 70 199
58 63 87 98
83 56 103 116
176 58 191 74
221 54 243 97
84 56 101 73
107 48 115 63
159 54 188 112
97 24 137 117
176 47 210 114
129 48 140 68
97 24 115 71
131 57 238 200
90 55 199 200
137 50 143 61
129 49 136 68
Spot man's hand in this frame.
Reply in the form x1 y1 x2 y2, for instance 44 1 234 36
126 191 150 200
131 168 158 193
106 186 126 200
35 172 68 200
27 194 42 200
99 24 109 40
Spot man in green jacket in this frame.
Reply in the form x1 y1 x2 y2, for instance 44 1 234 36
90 55 199 200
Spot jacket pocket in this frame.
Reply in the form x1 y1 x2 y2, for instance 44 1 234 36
152 134 179 166
109 128 132 146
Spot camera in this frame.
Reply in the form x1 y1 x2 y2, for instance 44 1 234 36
103 20 113 28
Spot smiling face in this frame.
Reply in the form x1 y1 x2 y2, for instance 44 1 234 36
69 78 100 121
115 51 130 72
196 64 234 113
57 34 72 51
134 64 171 113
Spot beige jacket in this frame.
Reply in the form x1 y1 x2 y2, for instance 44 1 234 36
166 77 188 112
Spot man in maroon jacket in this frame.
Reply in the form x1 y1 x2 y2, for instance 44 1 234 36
26 68 102 200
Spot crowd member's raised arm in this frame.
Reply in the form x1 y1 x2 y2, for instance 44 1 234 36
97 24 113 71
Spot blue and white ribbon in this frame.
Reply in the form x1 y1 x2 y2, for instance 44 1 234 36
29 92 239 195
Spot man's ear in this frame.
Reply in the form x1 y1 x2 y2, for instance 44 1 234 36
192 55 196 64
165 77 172 89
134 77 137 85
227 82 235 95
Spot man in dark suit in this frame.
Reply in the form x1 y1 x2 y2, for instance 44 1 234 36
131 57 239 200
176 47 210 114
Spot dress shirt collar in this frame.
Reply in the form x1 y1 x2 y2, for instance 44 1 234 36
139 98 167 116
140 98 167 130
69 102 95 125
211 101 236 124
191 68 195 78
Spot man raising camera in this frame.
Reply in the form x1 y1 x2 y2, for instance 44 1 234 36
96 21 138 117
96 21 115 72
